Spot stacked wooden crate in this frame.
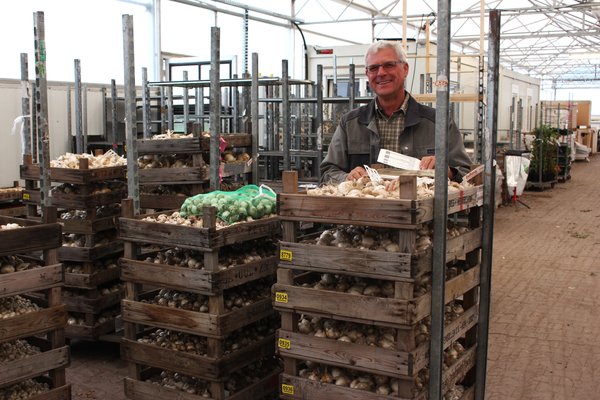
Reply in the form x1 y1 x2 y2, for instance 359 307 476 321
0 213 71 399
273 172 482 400
0 182 25 217
137 133 253 210
20 156 127 340
118 200 282 400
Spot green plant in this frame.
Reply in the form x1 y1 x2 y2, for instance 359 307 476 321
529 125 560 180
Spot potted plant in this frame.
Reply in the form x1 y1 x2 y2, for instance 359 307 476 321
528 125 559 183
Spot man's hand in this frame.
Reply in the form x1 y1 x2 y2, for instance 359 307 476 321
346 166 367 181
419 156 454 179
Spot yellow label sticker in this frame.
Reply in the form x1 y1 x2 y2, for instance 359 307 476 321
280 249 292 262
281 384 294 395
275 292 288 303
278 338 291 349
22 193 30 200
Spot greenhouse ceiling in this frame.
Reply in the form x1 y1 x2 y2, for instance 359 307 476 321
173 0 600 89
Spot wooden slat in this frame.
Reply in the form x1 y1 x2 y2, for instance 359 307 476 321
0 305 67 342
63 289 123 314
25 384 72 400
59 214 117 234
0 345 70 386
64 316 116 341
0 264 63 297
139 167 207 184
58 241 124 262
51 189 127 208
64 266 120 289
49 165 127 184
139 193 188 210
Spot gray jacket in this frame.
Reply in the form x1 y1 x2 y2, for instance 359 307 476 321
320 95 472 184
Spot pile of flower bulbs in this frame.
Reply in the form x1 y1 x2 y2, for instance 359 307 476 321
0 296 39 319
222 151 250 163
0 380 49 399
0 223 21 230
300 273 431 298
52 181 125 196
143 278 272 313
141 212 211 228
0 255 41 274
308 175 472 200
0 339 41 362
298 361 427 396
64 258 118 274
142 240 276 271
60 204 120 221
50 150 126 169
138 154 200 169
150 129 193 140
0 186 23 195
297 315 397 349
67 307 119 326
62 229 116 248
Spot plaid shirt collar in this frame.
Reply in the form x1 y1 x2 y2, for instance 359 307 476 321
375 91 410 119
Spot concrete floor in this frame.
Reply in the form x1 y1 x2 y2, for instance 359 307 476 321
65 154 600 399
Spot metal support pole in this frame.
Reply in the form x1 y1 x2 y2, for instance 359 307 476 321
316 64 324 180
110 79 118 145
183 70 189 133
475 9 501 400
160 86 167 133
122 14 140 214
348 63 355 110
66 86 72 147
194 87 202 136
509 97 515 149
251 53 259 183
33 11 51 209
209 26 221 191
167 86 174 130
83 84 88 152
282 60 291 171
20 53 31 157
142 68 151 138
74 59 84 153
429 1 450 398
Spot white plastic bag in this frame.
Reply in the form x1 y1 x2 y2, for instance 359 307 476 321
505 155 530 197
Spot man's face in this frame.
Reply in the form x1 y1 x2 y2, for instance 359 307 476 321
365 47 409 100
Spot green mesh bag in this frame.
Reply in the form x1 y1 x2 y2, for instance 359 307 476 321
179 184 277 224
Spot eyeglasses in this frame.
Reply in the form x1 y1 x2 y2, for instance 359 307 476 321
365 61 403 74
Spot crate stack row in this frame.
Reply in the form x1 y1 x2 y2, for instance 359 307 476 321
0 213 71 399
0 182 26 217
20 155 127 341
273 171 483 400
137 133 254 210
118 199 282 400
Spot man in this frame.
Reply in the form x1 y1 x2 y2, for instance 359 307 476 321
320 40 472 184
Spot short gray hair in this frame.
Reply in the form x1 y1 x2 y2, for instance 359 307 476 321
365 40 408 65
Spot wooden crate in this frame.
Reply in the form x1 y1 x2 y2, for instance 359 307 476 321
0 217 62 256
121 297 275 339
0 305 67 343
123 369 278 400
278 227 481 281
0 264 63 297
62 287 123 314
0 204 27 217
273 265 480 327
22 189 41 205
119 213 280 251
65 315 117 341
51 189 127 209
0 186 23 201
64 265 120 289
221 161 253 178
19 163 127 184
59 214 117 235
139 167 207 185
121 334 276 380
136 134 251 154
277 305 478 378
279 345 476 399
58 241 124 262
277 186 482 229
0 340 69 387
120 255 277 295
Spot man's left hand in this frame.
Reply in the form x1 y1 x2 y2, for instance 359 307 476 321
419 156 454 179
